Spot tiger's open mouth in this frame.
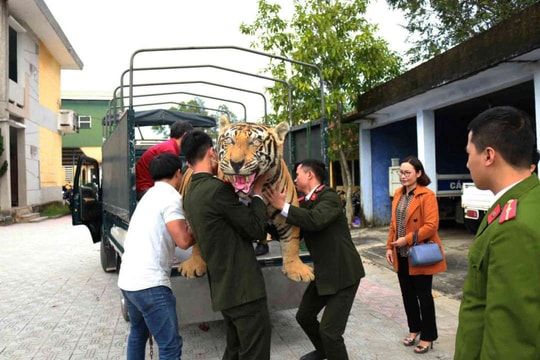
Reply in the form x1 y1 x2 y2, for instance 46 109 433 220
230 173 257 194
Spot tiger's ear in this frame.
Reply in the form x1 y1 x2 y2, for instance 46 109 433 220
273 122 290 143
219 115 231 129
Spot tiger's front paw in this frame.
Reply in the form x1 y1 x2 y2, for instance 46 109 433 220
179 256 207 279
282 258 314 282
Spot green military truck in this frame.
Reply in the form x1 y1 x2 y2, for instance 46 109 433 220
69 51 311 325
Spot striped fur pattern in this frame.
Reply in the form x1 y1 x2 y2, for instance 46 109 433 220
178 117 314 283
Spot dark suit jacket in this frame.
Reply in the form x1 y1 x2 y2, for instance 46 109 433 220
183 172 267 311
286 186 365 295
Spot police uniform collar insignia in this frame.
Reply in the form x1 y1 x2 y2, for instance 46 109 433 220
299 184 325 202
308 184 325 201
487 204 501 224
499 199 518 224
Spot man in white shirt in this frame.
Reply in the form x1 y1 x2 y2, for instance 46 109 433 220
118 152 194 360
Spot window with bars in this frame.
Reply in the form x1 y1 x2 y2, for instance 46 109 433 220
78 115 92 129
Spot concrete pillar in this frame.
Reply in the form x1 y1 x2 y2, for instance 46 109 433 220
0 0 11 211
416 109 437 192
359 126 373 223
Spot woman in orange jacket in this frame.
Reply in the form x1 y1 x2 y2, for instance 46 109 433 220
385 156 447 354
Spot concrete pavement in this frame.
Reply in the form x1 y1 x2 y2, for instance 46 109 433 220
0 216 472 359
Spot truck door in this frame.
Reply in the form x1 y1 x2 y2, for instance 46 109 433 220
71 155 102 243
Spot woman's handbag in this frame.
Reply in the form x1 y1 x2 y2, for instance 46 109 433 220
408 231 443 266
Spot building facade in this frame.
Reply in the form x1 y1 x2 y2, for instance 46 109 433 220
0 0 82 212
346 2 540 226
60 95 108 185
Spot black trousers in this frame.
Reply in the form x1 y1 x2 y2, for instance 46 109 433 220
296 280 360 360
221 297 271 360
397 256 438 341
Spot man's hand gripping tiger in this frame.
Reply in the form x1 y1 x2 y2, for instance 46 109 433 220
178 117 314 283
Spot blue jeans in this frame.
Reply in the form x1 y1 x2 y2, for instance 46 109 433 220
121 286 183 360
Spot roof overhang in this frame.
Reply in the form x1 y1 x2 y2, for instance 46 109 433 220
346 2 540 128
9 0 83 70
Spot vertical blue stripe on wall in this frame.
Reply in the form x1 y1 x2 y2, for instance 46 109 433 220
371 118 417 225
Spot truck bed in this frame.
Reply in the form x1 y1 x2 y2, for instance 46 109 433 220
111 226 311 325
171 241 311 324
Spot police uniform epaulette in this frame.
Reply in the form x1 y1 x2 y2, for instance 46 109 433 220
487 199 518 225
299 184 326 202
499 199 517 224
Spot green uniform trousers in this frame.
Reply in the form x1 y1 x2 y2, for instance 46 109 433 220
296 280 360 360
221 297 271 360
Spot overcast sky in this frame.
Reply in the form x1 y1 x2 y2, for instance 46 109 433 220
44 0 408 121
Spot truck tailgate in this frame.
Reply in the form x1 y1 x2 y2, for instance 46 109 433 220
113 224 311 325
170 240 311 325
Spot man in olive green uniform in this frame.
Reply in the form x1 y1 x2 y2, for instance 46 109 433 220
181 131 271 360
265 159 365 360
455 106 540 360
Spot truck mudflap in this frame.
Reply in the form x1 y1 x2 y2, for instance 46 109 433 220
112 227 311 325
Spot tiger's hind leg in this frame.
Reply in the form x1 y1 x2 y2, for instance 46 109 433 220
277 222 314 282
177 168 207 278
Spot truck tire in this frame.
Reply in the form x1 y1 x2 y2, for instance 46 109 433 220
100 234 118 273
121 296 130 322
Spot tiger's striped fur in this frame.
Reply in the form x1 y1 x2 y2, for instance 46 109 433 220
178 117 314 283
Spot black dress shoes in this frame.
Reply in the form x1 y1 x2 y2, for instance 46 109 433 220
254 242 269 256
299 350 325 360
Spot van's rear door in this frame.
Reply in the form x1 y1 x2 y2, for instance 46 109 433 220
71 155 102 243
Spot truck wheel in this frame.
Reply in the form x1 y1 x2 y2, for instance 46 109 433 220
100 235 118 273
121 296 130 322
464 218 480 234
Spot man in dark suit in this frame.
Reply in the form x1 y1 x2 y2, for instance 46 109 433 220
265 159 365 360
181 130 271 360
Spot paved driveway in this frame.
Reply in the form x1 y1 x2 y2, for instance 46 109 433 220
0 216 465 359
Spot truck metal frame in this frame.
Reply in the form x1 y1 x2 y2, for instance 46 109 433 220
69 47 320 324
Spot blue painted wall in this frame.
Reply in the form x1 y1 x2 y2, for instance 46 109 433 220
369 115 472 225
434 113 469 174
371 118 416 225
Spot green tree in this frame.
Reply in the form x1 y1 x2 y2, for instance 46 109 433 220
215 104 239 123
176 97 209 115
241 0 402 225
0 129 8 178
387 0 538 64
152 97 212 137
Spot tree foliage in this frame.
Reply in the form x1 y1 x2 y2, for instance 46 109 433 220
176 98 209 115
241 0 402 130
152 98 238 141
241 0 402 225
387 0 539 64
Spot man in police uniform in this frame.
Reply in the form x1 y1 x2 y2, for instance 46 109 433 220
455 106 540 359
265 159 365 360
181 130 271 360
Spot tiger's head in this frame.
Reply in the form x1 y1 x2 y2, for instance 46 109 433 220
218 116 289 194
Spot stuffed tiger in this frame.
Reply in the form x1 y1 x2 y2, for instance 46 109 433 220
178 116 315 283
